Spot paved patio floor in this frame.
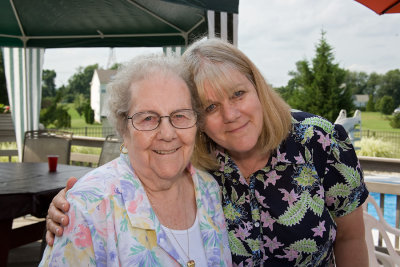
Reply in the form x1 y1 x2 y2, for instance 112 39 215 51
7 241 42 267
7 216 44 267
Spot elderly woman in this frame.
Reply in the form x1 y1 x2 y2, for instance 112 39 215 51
39 54 232 266
46 39 369 266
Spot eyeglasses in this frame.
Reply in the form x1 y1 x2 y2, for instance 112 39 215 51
127 109 197 131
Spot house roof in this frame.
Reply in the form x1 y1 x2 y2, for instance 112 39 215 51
354 94 369 103
96 69 118 84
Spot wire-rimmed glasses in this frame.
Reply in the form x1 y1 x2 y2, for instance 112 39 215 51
127 109 197 131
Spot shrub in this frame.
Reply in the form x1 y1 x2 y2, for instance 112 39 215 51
355 137 395 158
40 104 71 128
389 113 400 129
84 103 95 124
376 95 395 115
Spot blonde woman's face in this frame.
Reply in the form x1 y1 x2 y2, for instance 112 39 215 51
202 67 263 158
123 72 197 182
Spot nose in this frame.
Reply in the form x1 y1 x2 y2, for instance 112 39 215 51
157 117 177 140
221 102 240 123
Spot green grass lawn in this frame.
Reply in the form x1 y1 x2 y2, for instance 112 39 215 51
361 112 400 132
67 104 102 128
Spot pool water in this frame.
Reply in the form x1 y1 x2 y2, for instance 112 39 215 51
368 192 398 227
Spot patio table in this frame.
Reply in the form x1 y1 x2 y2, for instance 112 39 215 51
0 162 92 265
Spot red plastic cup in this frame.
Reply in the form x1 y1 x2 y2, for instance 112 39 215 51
47 155 59 172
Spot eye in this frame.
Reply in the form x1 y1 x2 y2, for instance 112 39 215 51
205 103 217 113
172 113 187 121
143 115 156 121
134 113 159 125
232 90 245 98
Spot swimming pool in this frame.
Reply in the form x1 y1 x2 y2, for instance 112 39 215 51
367 192 398 227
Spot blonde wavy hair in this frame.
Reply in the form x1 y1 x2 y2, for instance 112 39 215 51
182 38 292 170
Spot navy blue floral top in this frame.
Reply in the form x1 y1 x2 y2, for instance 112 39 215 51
210 111 369 266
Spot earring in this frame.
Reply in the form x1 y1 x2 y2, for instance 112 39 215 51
120 143 128 154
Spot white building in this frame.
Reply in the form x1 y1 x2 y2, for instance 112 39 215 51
353 94 369 109
90 69 117 123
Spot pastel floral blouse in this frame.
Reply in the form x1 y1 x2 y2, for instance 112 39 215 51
40 155 232 267
211 111 369 266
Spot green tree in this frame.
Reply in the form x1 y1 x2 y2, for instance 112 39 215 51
42 69 57 98
344 70 368 95
74 94 87 116
0 49 8 105
40 91 71 128
377 69 400 107
365 72 382 96
110 63 122 70
284 31 354 122
376 95 395 115
390 113 400 129
83 102 95 124
64 64 98 102
366 94 375 112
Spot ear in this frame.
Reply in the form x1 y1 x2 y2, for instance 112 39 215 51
122 131 131 146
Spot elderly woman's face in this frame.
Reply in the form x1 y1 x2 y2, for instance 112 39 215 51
124 72 197 182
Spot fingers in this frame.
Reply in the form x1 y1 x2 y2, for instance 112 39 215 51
66 177 78 190
52 176 75 213
53 188 70 213
45 177 77 246
45 230 55 246
46 208 65 235
48 202 69 226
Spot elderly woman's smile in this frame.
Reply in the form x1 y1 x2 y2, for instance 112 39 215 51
153 148 180 155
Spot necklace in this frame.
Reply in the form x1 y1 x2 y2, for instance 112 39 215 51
168 227 195 267
168 187 195 267
145 179 195 267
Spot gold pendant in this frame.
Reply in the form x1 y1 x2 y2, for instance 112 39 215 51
187 260 195 267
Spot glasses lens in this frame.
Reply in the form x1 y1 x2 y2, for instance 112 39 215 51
131 112 160 131
170 110 197 129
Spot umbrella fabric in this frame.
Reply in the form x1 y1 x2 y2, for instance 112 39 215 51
0 0 239 160
1 47 44 161
0 0 239 48
355 0 400 15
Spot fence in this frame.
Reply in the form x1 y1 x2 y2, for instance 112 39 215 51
65 127 400 155
361 129 400 156
61 127 116 138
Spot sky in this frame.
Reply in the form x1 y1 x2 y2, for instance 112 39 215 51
43 0 400 88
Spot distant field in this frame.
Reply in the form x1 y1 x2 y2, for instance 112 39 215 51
361 112 400 132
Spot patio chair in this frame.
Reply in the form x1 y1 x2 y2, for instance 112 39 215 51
363 195 400 267
98 134 122 166
22 130 73 164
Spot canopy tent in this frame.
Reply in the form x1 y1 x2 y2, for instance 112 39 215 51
0 0 239 160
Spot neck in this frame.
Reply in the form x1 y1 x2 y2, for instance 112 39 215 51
137 166 189 192
229 148 270 180
144 172 196 230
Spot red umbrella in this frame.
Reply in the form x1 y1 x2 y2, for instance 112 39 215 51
355 0 400 15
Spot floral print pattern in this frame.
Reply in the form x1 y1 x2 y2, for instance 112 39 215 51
211 111 368 266
40 154 232 267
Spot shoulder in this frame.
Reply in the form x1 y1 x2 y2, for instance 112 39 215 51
291 110 335 135
193 167 219 190
67 156 133 206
